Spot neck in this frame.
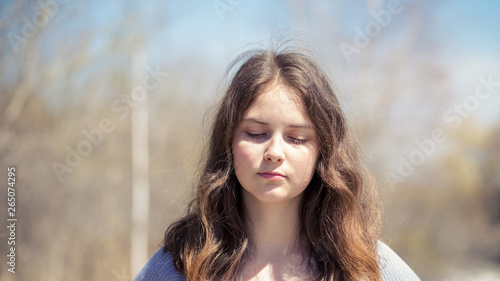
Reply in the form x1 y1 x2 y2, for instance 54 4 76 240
243 191 304 258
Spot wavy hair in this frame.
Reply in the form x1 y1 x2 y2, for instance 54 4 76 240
164 48 382 281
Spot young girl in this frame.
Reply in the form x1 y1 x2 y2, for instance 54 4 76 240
135 48 420 281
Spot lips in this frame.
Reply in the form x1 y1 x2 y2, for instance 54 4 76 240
257 171 286 180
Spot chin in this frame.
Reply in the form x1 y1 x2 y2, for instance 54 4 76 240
247 187 302 204
256 194 289 203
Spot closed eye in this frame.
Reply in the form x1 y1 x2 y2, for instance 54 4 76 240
246 132 266 139
290 137 307 145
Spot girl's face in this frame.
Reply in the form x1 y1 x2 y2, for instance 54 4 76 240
232 84 319 204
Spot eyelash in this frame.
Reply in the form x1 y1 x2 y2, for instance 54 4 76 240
246 133 307 144
291 138 306 145
247 133 265 139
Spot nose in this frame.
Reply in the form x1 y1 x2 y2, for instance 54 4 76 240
264 135 285 163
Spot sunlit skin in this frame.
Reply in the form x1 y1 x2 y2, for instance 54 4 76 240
232 83 319 280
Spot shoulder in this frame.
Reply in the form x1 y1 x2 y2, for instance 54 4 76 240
135 242 418 281
377 240 421 281
134 247 186 281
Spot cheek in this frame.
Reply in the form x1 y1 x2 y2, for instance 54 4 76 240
292 148 318 184
233 140 261 172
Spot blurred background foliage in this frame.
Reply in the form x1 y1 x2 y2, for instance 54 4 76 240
1 0 499 280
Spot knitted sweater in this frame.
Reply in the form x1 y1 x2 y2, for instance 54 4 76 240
135 241 420 281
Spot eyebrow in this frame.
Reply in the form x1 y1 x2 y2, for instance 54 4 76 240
241 117 315 130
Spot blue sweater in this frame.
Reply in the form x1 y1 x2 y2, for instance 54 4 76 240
135 241 420 280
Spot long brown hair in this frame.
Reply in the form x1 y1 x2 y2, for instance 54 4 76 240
164 47 382 281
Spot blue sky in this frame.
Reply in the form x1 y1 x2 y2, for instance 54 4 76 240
3 0 499 121
430 0 500 123
433 0 500 56
5 0 500 73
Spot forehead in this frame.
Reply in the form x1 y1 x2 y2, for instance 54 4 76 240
242 83 312 126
